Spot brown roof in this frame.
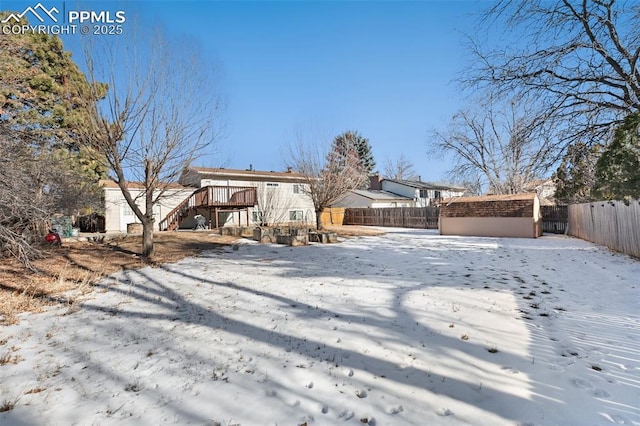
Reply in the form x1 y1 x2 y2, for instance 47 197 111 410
100 180 189 190
189 167 307 181
441 193 538 218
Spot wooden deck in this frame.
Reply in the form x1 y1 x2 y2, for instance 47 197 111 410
159 186 257 231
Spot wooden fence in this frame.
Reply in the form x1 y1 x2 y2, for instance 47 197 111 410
343 207 440 229
568 200 640 258
541 205 568 234
320 207 345 227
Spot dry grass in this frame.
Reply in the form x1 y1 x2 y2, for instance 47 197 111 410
0 226 383 325
323 225 386 238
0 231 239 325
0 399 17 413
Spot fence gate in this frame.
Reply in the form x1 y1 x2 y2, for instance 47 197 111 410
542 205 568 234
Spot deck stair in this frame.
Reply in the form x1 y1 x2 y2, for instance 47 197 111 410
159 186 257 231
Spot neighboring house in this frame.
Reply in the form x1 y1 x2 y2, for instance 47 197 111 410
439 193 543 238
524 179 557 205
376 178 467 207
102 167 316 232
102 181 192 233
332 189 414 208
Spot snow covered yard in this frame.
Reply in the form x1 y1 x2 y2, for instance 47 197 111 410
1 228 639 426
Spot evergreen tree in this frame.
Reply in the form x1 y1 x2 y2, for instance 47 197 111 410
331 131 376 175
553 142 603 203
0 14 107 216
594 113 640 200
1 14 105 265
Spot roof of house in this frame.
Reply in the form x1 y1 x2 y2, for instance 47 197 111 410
523 178 555 191
100 180 189 190
348 189 413 201
188 167 306 181
440 193 539 218
384 179 467 192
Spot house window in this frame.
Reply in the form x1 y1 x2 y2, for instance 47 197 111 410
434 190 441 199
266 182 279 187
419 189 429 198
121 200 135 217
293 184 304 194
289 210 303 221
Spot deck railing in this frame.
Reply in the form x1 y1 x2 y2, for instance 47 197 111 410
159 186 257 231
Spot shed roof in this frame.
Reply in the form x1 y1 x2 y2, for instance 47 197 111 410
440 193 539 218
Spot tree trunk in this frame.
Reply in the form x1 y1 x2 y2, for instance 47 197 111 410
142 161 155 259
142 219 154 258
315 209 323 230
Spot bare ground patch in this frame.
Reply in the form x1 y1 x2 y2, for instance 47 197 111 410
323 225 386 238
0 231 239 325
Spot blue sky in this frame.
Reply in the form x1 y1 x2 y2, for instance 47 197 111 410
2 0 487 183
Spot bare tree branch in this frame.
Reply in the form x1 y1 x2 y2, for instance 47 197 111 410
285 132 366 229
429 96 557 195
382 154 419 181
466 0 640 146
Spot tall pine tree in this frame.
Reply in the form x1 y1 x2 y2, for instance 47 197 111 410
552 142 603 203
332 131 376 175
0 15 107 216
1 13 106 265
594 113 640 200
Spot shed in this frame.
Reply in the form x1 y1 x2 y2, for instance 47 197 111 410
439 193 542 238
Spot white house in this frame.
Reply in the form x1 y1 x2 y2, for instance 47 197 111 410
102 181 192 233
377 178 467 207
177 167 316 229
332 189 414 208
524 179 557 205
102 167 316 232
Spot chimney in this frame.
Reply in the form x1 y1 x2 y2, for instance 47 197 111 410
418 175 421 182
249 164 253 171
286 166 292 173
369 174 382 190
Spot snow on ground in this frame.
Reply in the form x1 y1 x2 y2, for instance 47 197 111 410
1 228 639 426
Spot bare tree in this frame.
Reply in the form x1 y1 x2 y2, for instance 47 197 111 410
285 133 366 230
80 30 223 258
383 154 419 181
467 0 640 146
430 96 556 195
0 128 51 267
254 182 295 226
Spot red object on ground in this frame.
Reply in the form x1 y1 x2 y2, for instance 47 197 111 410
45 231 61 244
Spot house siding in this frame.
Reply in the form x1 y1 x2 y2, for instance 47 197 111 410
103 187 193 233
381 181 417 200
380 180 466 207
